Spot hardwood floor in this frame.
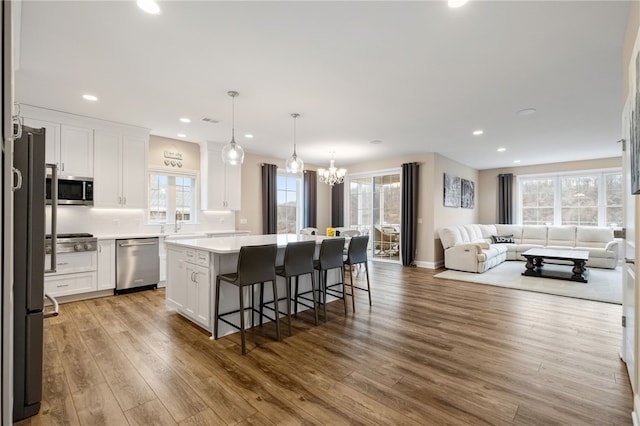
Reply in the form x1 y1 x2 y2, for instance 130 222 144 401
16 263 632 425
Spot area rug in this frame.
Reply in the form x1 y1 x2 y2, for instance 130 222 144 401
434 261 622 304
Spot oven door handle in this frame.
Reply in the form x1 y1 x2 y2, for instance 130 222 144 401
45 163 58 273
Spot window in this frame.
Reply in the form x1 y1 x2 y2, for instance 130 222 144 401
148 172 197 224
518 170 622 227
277 173 302 234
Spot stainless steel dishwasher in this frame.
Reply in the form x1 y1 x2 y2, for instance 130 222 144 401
116 238 160 294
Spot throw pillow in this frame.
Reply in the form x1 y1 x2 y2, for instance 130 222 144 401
491 234 515 244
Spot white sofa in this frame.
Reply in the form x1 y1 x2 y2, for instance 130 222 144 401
438 224 619 273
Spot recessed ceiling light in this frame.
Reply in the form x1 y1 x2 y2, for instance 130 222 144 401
448 0 469 8
497 147 506 152
514 160 521 163
472 130 483 136
517 108 537 116
370 139 383 145
244 134 254 139
137 0 161 15
82 94 98 101
177 133 186 138
179 118 191 123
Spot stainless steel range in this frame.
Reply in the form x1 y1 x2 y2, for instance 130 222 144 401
44 233 98 298
45 233 97 254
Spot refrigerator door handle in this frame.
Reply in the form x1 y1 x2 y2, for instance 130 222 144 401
45 163 58 273
43 294 59 318
12 166 22 191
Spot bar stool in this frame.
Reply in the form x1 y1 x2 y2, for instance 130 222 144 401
214 244 280 355
343 235 372 311
313 238 348 320
262 240 318 336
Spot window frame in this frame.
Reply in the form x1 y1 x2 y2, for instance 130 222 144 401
147 167 199 225
516 168 622 227
276 170 303 234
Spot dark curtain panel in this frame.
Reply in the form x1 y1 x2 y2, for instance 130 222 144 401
401 162 419 266
331 182 344 227
498 173 514 224
303 170 317 227
261 163 277 234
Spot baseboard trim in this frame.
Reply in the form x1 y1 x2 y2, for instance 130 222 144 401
415 261 440 269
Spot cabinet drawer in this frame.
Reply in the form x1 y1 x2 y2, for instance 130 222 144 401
45 252 97 274
196 250 209 266
184 249 196 262
45 272 97 298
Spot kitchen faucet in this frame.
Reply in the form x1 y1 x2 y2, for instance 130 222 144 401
174 211 181 233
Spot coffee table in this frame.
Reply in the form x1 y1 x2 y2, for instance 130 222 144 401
521 248 590 283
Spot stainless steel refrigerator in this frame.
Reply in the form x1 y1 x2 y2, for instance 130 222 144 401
12 125 48 421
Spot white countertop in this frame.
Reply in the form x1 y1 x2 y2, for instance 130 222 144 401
164 233 339 254
95 230 249 240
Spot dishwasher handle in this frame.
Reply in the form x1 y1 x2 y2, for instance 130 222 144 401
118 241 157 247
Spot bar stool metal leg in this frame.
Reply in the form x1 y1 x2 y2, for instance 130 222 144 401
341 267 348 315
214 276 221 339
239 285 246 355
285 277 292 336
272 279 281 340
365 263 372 305
310 272 318 326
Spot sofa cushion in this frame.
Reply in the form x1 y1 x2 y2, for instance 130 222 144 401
547 226 576 247
576 226 614 248
439 227 463 250
522 226 547 245
495 225 524 243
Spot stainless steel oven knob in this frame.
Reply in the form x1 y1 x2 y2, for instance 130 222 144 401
45 246 51 255
74 243 83 251
84 243 91 250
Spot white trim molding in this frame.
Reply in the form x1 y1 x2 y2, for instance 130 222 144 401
415 260 440 269
633 393 640 426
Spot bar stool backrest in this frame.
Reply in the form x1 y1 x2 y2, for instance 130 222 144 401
236 244 277 285
318 238 346 270
283 240 316 277
346 235 369 264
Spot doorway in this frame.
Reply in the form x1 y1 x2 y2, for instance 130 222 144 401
347 171 401 261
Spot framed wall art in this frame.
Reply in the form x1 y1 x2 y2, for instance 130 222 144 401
443 173 461 207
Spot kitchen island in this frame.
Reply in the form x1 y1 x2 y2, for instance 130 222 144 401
164 234 341 338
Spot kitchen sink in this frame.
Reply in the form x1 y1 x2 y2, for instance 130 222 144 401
163 232 208 241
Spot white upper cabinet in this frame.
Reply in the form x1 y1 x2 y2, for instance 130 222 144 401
201 142 242 210
94 130 148 209
23 118 93 177
20 105 150 209
60 125 94 177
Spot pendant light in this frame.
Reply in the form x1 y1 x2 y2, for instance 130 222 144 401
221 90 245 166
285 113 304 174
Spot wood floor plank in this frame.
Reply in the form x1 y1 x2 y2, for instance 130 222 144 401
30 262 632 425
71 382 129 426
124 398 178 426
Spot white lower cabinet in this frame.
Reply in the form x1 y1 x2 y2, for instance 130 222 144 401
97 240 116 290
166 246 211 330
44 272 97 298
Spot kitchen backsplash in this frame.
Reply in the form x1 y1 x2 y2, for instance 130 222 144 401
45 206 236 236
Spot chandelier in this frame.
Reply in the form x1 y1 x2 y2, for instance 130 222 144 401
285 113 304 174
221 90 245 166
318 153 346 186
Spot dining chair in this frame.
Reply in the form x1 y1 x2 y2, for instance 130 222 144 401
214 244 280 355
343 235 372 311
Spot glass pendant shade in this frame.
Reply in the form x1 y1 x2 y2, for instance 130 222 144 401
285 113 304 174
285 154 304 174
221 140 244 166
221 90 244 166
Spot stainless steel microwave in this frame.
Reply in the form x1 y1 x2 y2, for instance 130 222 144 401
46 176 94 206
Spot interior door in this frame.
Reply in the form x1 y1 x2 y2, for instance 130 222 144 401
622 95 636 391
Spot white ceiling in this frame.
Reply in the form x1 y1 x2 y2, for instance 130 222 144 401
15 1 629 170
